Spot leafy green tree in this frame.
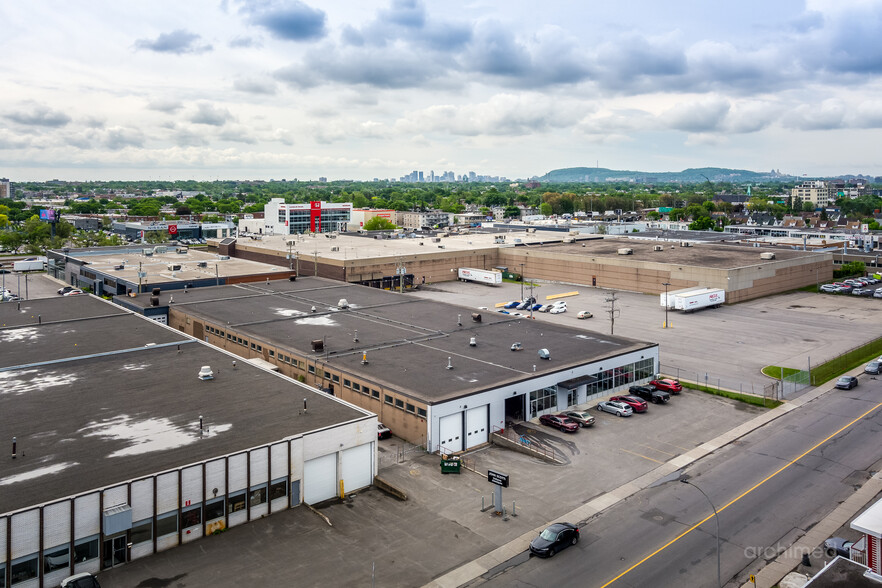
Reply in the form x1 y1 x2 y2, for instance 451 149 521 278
0 231 23 253
363 217 398 230
539 202 552 216
646 211 660 221
688 217 715 230
504 205 521 218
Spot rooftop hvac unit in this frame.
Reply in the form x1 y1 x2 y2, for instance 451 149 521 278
760 252 776 260
538 348 551 360
197 261 207 268
217 255 230 260
653 245 664 251
471 313 482 322
617 248 633 255
337 298 349 309
432 237 441 243
167 264 182 271
311 339 324 352
330 246 339 251
152 288 161 296
197 366 214 380
143 250 153 256
680 242 693 247
150 296 159 307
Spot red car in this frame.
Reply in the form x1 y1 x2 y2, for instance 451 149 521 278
609 395 648 413
539 414 580 433
650 379 683 394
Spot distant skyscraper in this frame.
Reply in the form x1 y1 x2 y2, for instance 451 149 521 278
418 171 424 182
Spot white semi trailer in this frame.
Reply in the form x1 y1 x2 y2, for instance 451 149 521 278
457 267 502 285
673 288 725 312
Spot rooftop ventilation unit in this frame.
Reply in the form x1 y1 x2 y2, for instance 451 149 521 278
197 366 214 380
760 252 776 260
330 246 339 252
617 248 633 255
311 339 324 352
471 313 482 322
217 255 230 260
167 264 182 271
337 299 349 309
197 261 207 268
538 348 550 360
653 245 664 251
680 242 693 247
143 250 153 256
469 336 477 347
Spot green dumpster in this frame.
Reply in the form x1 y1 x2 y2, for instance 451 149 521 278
440 456 461 474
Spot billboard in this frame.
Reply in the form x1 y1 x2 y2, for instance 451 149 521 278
39 209 56 221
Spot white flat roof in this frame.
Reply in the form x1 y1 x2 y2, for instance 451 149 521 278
851 495 882 538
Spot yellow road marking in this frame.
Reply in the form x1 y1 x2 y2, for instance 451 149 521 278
494 302 508 307
656 440 693 452
619 448 664 464
639 444 677 456
546 291 579 300
599 400 882 588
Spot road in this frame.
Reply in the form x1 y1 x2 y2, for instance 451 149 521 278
476 379 882 588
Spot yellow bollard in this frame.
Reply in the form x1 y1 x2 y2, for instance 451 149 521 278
339 479 344 499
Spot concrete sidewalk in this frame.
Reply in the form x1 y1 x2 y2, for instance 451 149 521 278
424 369 874 588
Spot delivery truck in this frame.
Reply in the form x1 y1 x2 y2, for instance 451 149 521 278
457 267 502 286
13 257 47 272
673 288 725 312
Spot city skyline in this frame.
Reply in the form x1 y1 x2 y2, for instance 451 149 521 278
3 1 882 182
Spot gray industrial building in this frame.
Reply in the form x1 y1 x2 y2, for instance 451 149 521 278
0 295 376 588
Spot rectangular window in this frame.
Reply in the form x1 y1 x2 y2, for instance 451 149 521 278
385 394 393 405
205 498 225 521
228 491 247 514
362 387 370 396
343 378 351 388
220 331 225 338
257 345 262 352
332 374 340 383
395 399 405 409
269 350 275 358
74 536 99 563
308 365 315 374
250 342 256 350
372 389 380 399
417 407 427 418
406 403 415 414
10 556 38 585
156 512 178 537
269 478 287 502
181 505 202 528
352 382 361 392
131 519 152 545
250 484 267 507
43 544 69 574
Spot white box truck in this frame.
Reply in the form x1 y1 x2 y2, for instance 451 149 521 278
457 268 502 286
673 288 725 312
13 257 47 272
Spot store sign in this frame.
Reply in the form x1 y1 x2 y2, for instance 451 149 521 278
168 224 178 235
487 470 509 487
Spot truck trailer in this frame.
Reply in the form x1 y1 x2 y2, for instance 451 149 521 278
457 267 502 286
13 257 47 272
673 288 725 312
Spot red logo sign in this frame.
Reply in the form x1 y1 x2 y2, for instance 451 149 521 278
168 224 178 235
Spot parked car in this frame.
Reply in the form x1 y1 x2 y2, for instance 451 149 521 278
377 423 391 440
538 305 551 312
563 410 596 427
529 522 580 558
504 301 520 309
539 414 580 432
835 376 858 389
596 400 633 417
609 395 648 413
550 306 567 314
875 290 882 299
865 361 881 374
629 385 670 404
57 286 76 295
650 378 683 394
823 537 854 558
531 304 544 311
516 300 531 310
62 289 85 296
61 573 101 588
819 284 838 293
577 311 593 319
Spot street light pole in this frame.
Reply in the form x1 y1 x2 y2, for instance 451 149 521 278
681 479 721 588
519 263 525 301
662 282 671 329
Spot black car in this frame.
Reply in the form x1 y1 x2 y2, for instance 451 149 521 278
835 376 858 390
529 522 580 558
823 537 854 558
628 385 670 404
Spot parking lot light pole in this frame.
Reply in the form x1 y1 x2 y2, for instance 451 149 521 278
662 282 671 328
681 479 721 588
519 263 525 301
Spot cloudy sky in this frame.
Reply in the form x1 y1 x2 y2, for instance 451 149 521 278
3 0 882 181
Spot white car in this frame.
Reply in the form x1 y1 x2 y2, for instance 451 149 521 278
597 400 633 417
577 311 593 319
63 289 85 296
550 305 567 314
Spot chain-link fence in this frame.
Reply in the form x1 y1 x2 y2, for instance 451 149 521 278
659 364 771 397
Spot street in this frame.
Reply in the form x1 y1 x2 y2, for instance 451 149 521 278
476 380 882 587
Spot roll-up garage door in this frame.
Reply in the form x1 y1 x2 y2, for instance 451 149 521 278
466 405 488 448
303 453 337 504
341 443 373 494
439 413 462 453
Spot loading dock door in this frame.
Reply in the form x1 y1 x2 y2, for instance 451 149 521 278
303 453 337 504
341 443 373 494
465 405 488 448
439 413 463 453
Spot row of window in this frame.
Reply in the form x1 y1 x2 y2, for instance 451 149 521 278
5 536 98 586
206 325 226 339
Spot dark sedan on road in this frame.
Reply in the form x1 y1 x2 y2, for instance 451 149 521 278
609 395 648 413
529 522 580 558
539 414 580 433
835 376 858 389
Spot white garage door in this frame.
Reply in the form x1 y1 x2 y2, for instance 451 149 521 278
439 413 462 453
341 443 373 494
466 405 488 448
303 453 337 504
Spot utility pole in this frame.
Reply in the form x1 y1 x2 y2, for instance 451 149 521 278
604 291 620 335
519 263 525 301
662 282 671 328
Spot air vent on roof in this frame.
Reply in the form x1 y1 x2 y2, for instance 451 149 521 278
218 255 230 260
617 248 633 255
760 252 776 260
197 366 214 380
311 339 324 352
538 348 550 360
680 241 693 247
152 288 161 296
150 296 159 307
653 245 664 251
197 261 207 268
471 313 482 322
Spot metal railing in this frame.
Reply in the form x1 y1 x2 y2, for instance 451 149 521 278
491 425 565 463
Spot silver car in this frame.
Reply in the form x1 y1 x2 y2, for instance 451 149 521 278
865 361 882 374
596 400 633 417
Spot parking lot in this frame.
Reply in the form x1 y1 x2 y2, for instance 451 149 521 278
414 279 882 393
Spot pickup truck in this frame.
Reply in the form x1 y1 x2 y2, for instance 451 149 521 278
628 385 670 404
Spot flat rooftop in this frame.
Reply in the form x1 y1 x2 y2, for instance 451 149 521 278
0 295 370 514
53 245 292 284
537 237 826 269
123 278 657 404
